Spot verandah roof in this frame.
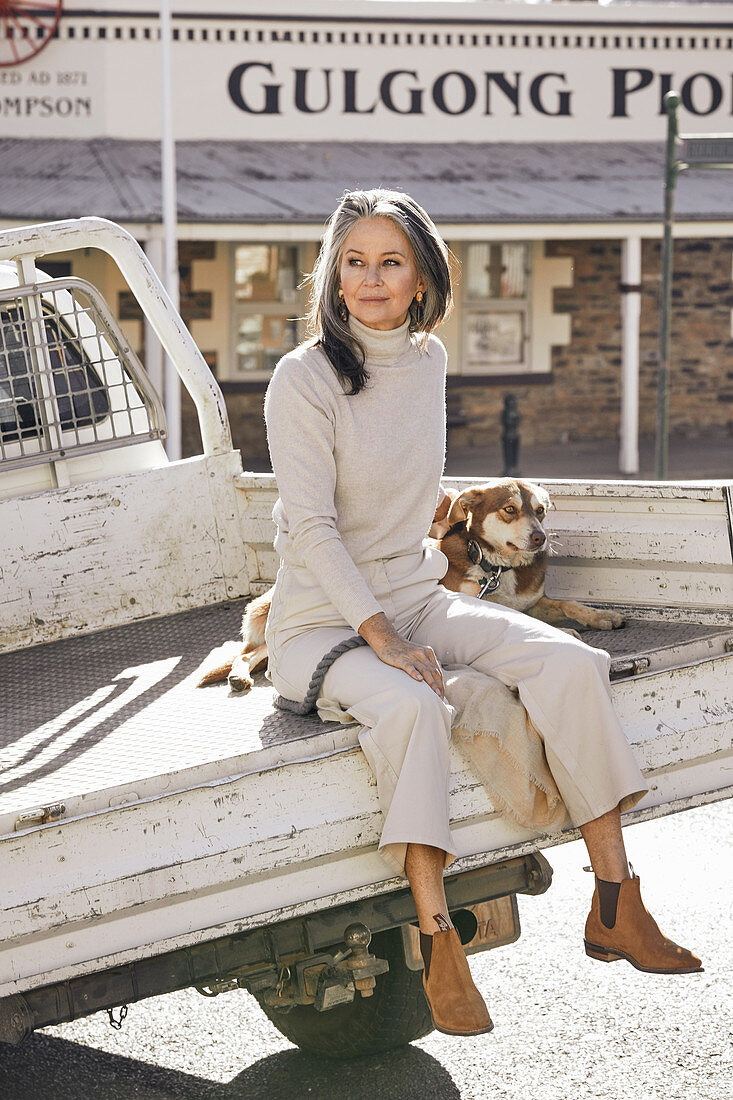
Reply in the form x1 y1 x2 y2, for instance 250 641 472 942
1 139 731 226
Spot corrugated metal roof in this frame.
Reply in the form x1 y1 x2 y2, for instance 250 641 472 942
0 139 731 224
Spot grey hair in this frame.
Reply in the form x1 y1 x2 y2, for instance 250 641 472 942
302 188 454 395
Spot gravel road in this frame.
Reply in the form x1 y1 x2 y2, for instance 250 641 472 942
1 800 731 1100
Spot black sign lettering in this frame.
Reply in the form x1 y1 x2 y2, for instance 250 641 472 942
529 73 571 117
379 70 424 114
223 60 730 126
658 72 674 114
0 95 91 117
228 62 281 115
612 68 654 118
343 70 378 114
294 69 332 114
484 72 521 116
432 71 476 116
681 73 723 116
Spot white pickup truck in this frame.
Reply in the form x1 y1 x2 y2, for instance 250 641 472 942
1 219 731 1060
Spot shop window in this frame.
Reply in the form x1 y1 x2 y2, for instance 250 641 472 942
462 243 531 374
232 244 301 376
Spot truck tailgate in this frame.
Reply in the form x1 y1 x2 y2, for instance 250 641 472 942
1 603 731 997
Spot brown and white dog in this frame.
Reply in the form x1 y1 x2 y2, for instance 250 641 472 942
197 477 624 692
436 479 625 630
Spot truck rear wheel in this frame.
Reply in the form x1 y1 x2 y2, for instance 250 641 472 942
253 927 433 1059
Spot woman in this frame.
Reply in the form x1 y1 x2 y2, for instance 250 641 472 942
263 188 702 1038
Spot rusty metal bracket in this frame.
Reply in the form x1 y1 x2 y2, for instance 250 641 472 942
610 656 651 681
14 803 66 831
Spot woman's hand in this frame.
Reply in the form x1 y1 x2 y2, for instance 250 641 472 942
428 487 458 540
358 613 445 699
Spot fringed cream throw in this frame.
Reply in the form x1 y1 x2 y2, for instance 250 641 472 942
317 664 570 833
442 665 570 832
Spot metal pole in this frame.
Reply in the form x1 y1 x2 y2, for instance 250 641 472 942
655 90 680 481
501 394 521 476
619 235 641 476
160 0 181 460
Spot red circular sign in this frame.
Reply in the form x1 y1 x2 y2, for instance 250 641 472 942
0 2 63 68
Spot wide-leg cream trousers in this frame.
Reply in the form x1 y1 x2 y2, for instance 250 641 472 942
266 545 648 876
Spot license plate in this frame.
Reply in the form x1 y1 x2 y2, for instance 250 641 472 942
401 894 520 970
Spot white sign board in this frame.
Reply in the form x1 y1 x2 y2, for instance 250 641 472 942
0 1 732 142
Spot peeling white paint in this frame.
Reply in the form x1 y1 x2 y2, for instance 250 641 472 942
1 452 252 652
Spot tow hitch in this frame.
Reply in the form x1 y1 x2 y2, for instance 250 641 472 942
258 923 389 1013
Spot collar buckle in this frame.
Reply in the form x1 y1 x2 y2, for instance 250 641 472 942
468 538 508 599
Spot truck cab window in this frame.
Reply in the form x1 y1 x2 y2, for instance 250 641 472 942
0 303 110 441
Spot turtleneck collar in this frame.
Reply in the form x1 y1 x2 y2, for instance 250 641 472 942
348 313 413 365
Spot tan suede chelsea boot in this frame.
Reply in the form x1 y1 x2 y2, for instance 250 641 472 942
584 872 703 974
420 913 494 1036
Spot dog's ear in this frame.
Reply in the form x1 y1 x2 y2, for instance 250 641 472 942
446 488 484 527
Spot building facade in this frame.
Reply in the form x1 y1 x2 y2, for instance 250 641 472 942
1 0 732 471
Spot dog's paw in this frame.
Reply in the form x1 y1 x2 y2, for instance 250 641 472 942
228 670 253 693
228 653 254 693
593 610 626 630
561 627 583 640
194 641 243 687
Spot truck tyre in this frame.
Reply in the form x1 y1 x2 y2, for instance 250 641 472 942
253 927 433 1059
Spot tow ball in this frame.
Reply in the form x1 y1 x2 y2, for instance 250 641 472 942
313 923 389 1012
261 922 390 1013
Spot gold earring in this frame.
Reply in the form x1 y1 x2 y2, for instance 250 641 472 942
415 290 424 326
337 287 348 322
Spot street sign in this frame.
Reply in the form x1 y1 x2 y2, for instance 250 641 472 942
682 137 733 166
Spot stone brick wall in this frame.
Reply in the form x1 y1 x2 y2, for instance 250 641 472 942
448 236 733 450
641 237 733 437
182 236 732 462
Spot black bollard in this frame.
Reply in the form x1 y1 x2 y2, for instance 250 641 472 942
501 394 521 476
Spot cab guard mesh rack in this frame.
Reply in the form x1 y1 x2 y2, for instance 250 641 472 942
0 276 166 471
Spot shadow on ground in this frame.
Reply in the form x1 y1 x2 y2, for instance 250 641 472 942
0 1032 461 1100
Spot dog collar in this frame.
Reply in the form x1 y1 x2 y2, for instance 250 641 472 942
467 538 512 597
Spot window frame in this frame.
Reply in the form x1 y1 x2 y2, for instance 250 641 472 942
460 241 533 377
228 242 304 382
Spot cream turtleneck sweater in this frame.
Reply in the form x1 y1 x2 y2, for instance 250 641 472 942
264 315 447 631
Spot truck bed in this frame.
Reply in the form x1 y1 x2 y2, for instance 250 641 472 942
1 602 730 831
1 601 731 999
0 599 351 833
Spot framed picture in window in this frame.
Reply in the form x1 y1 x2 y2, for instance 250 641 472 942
465 311 525 369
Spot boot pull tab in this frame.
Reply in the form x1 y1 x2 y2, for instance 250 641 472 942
583 864 636 877
433 913 452 933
